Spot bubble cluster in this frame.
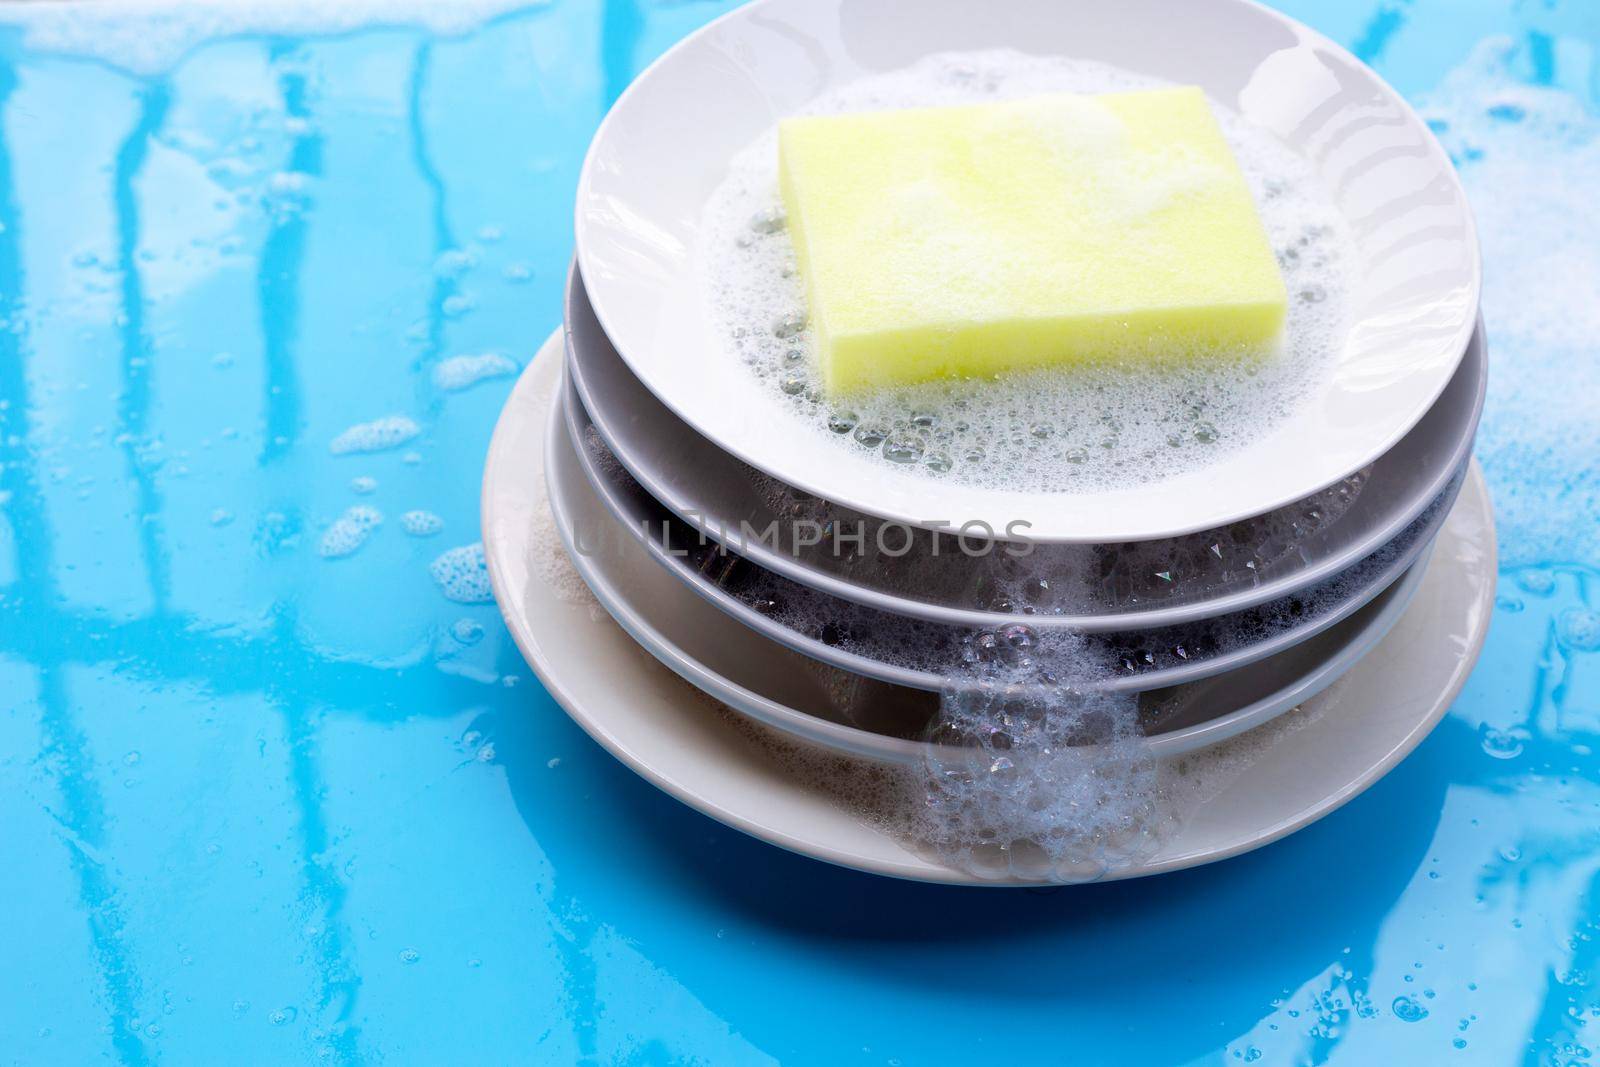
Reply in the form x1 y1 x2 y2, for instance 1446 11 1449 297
0 0 539 75
318 505 382 559
914 645 1172 881
329 415 421 456
1419 38 1600 567
400 509 444 537
702 50 1357 495
433 352 518 392
429 543 494 604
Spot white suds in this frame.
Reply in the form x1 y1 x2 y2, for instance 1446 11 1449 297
1419 38 1600 566
318 505 382 559
702 50 1356 496
329 415 421 456
433 353 519 393
0 0 549 75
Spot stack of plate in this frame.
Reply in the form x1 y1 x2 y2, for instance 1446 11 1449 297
484 0 1496 884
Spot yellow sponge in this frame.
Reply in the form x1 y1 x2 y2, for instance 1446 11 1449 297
777 87 1287 395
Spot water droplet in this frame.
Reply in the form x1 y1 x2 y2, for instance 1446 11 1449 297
883 436 925 464
999 624 1036 656
451 618 484 645
399 948 421 964
1516 569 1555 596
1479 723 1528 760
748 208 786 234
772 312 807 339
268 1007 297 1026
1557 608 1600 652
1392 995 1428 1023
853 424 887 448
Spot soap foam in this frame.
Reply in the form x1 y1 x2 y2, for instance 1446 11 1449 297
329 414 422 456
1418 38 1600 567
399 509 445 537
429 543 495 604
433 353 519 393
703 50 1356 496
318 505 383 559
0 0 546 75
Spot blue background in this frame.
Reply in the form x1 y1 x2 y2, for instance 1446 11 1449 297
2 1 1599 1063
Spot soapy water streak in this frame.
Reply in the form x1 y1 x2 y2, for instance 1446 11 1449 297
918 635 1171 882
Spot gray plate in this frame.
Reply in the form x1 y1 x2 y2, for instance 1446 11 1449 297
562 370 1463 695
544 390 1429 763
564 261 1486 632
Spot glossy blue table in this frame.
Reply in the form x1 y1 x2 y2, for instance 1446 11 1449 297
2 2 1597 1062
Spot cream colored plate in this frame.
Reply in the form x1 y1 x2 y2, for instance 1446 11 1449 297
483 338 1497 884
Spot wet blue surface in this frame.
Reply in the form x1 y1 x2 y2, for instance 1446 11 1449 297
1 1 1599 1063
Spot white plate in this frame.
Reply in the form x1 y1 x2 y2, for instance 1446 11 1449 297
483 339 1498 884
546 350 1429 763
575 0 1479 544
566 261 1488 630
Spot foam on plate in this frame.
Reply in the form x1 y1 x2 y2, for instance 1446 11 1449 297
703 50 1358 496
